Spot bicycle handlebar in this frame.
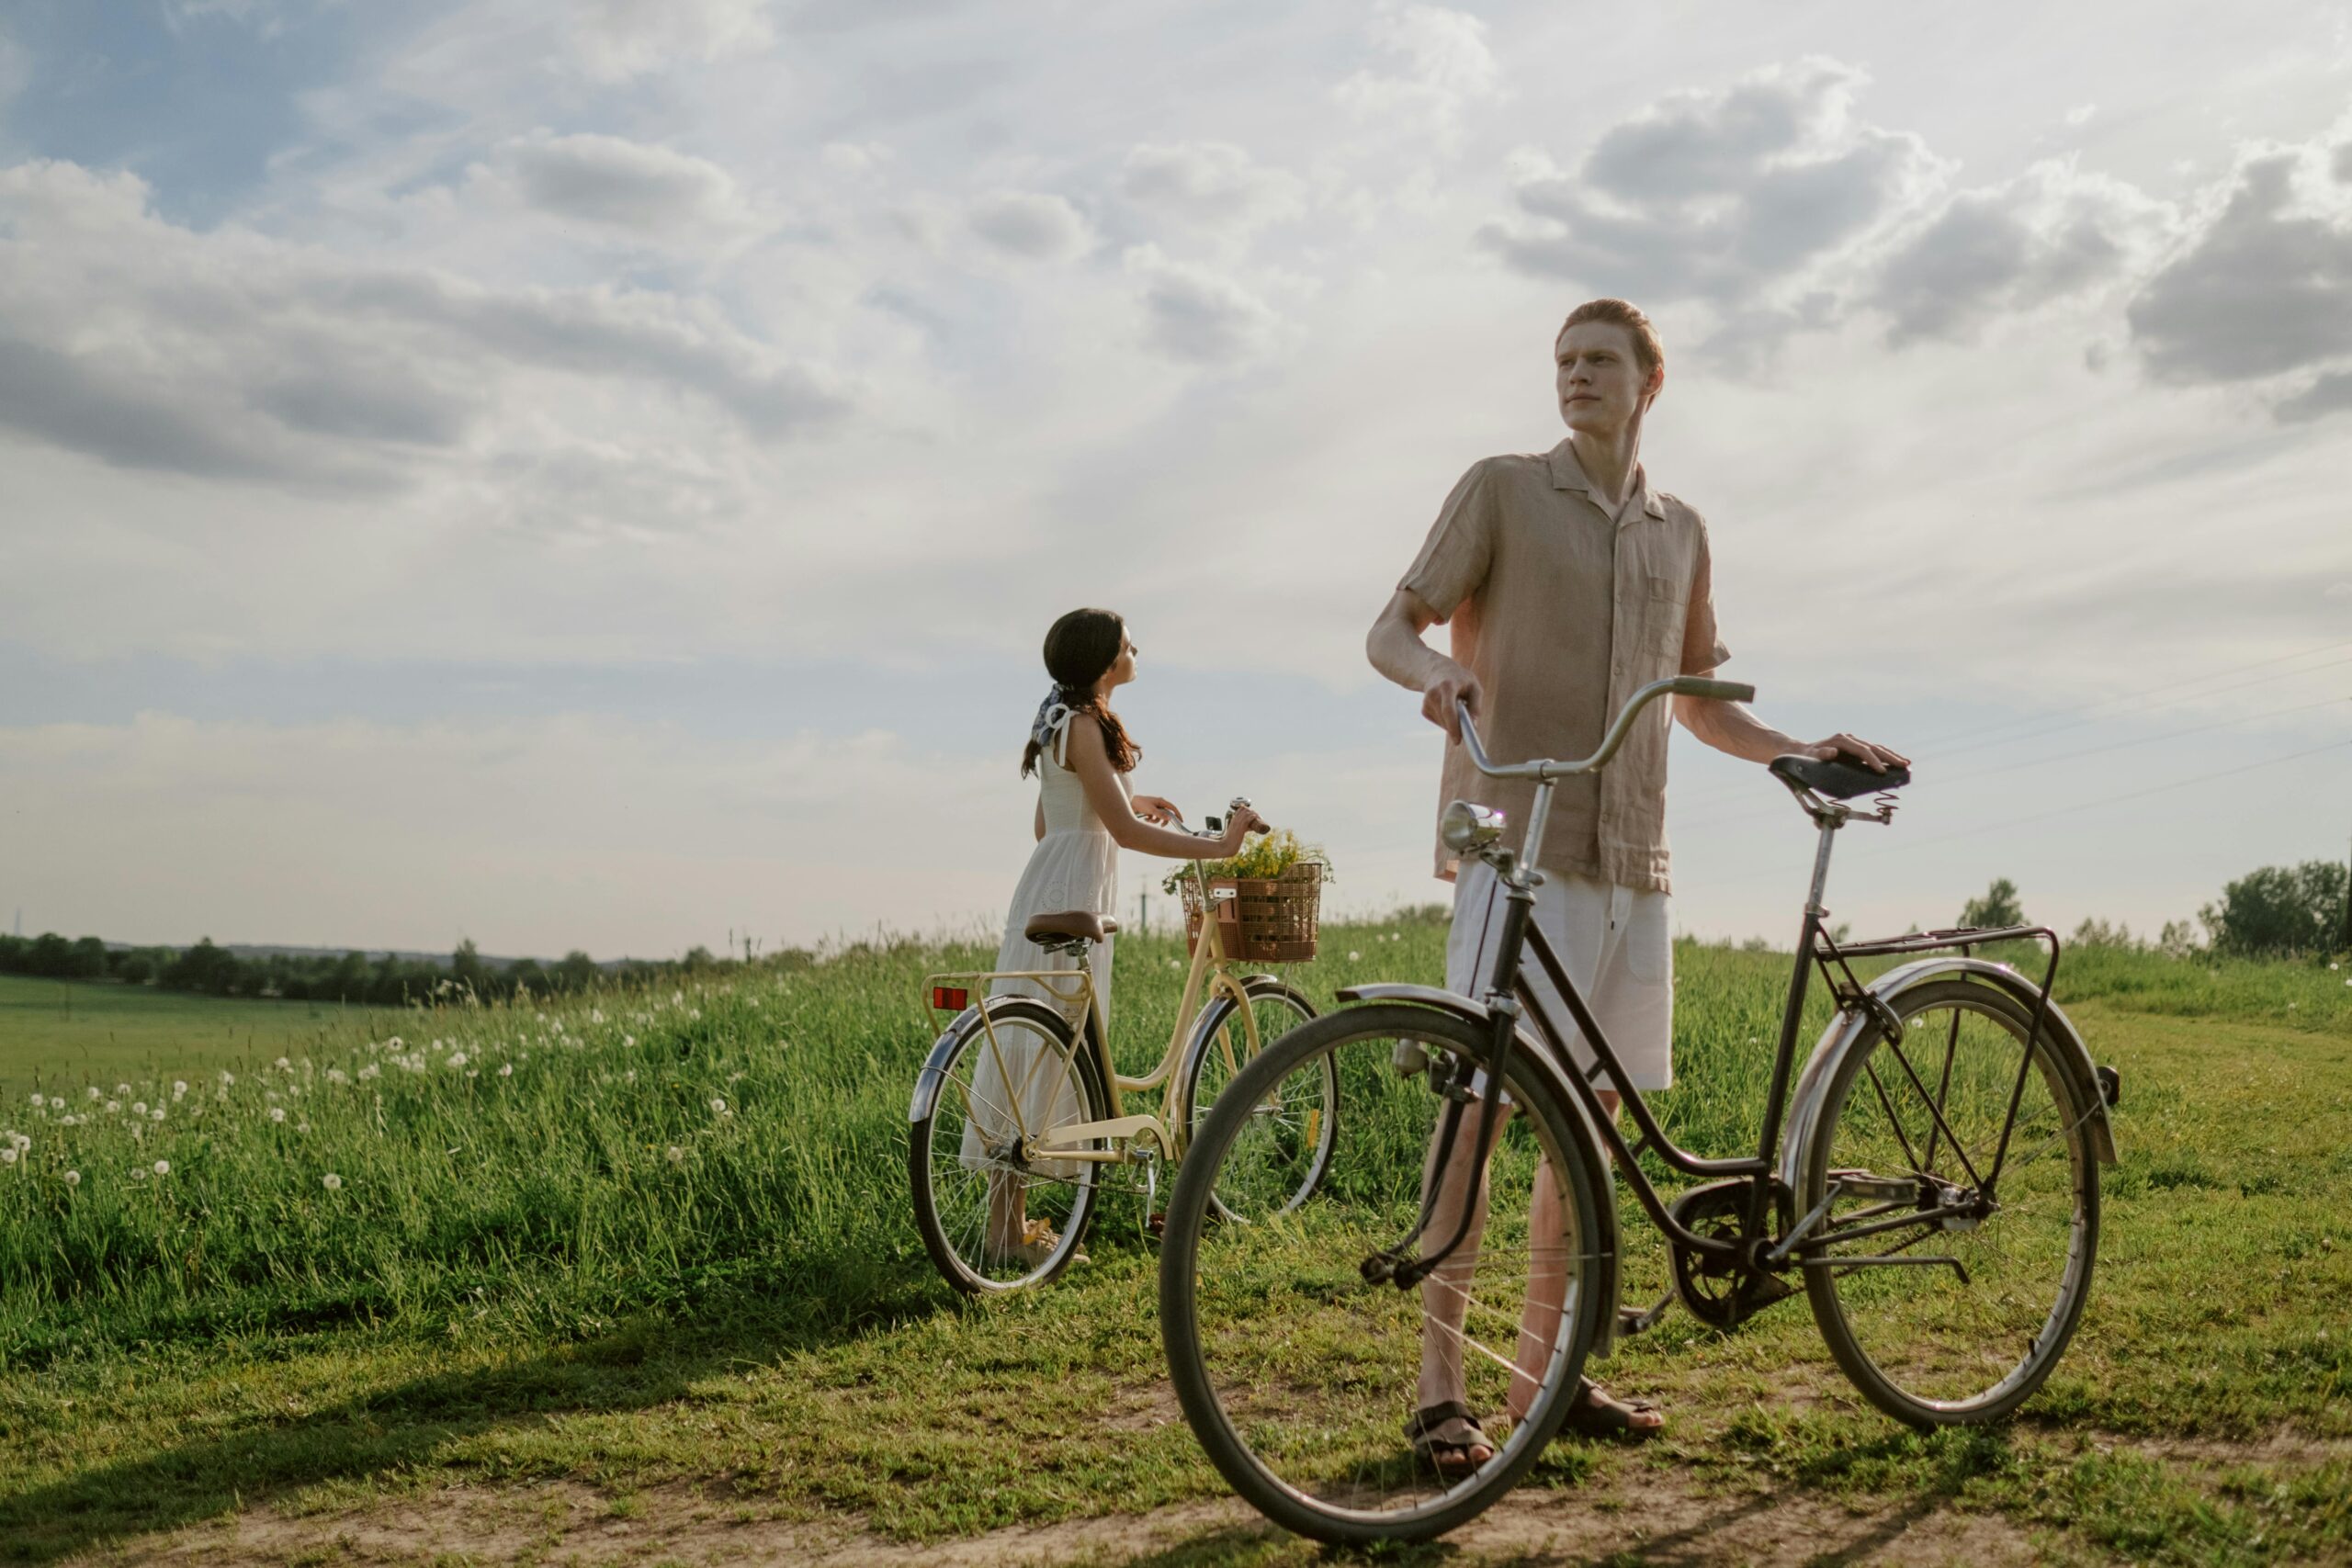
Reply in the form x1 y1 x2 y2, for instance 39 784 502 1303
1454 675 1757 782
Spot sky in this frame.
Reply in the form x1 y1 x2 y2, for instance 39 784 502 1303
1 0 2348 960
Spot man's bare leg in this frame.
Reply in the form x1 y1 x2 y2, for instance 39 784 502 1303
1413 1100 1504 1458
985 1169 1026 1258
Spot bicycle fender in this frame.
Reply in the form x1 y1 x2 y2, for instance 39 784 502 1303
908 1013 976 1124
1335 985 1625 1358
1172 976 1317 1131
1776 958 2118 1199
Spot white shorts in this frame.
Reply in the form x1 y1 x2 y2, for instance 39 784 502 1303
1447 862 1675 1092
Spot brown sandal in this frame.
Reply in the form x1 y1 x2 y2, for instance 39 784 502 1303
1558 1377 1663 1440
1404 1400 1495 1477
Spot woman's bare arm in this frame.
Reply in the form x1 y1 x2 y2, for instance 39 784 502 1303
1066 721 1257 859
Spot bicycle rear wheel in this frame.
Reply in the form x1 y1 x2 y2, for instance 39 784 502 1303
1160 1003 1609 1544
910 998 1111 1294
1178 977 1335 1223
1801 979 2099 1425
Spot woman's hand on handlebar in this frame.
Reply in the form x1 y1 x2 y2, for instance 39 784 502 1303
1131 794 1184 826
1217 805 1265 854
1420 660 1483 743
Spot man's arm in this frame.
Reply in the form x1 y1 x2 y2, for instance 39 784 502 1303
1675 673 1907 773
1367 588 1482 743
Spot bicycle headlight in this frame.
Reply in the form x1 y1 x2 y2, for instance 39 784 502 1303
1441 799 1505 854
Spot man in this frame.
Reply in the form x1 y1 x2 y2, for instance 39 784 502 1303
1366 297 1906 1468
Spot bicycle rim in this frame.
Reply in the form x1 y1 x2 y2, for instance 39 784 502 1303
1803 980 2098 1424
1161 1004 1606 1543
1182 980 1335 1223
910 999 1108 1294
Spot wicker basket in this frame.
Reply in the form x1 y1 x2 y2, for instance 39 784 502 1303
1182 863 1322 964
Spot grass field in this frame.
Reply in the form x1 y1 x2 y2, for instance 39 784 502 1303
0 975 398 1090
0 924 2346 1564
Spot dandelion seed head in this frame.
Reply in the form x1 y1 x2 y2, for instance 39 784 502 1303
153 1160 169 1176
132 1101 146 1115
1347 950 1362 961
25 1091 39 1106
665 1145 685 1165
447 1052 469 1069
269 1107 287 1123
275 1056 291 1071
63 1169 80 1187
48 1096 63 1111
131 1167 148 1182
86 1087 101 1100
219 1071 235 1086
322 1173 343 1190
105 1100 121 1114
1 1147 17 1165
115 1083 131 1096
709 1097 728 1114
498 1063 513 1077
172 1080 187 1098
326 1069 348 1085
150 1108 165 1122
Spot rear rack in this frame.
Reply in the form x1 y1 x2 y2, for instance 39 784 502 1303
1812 921 2062 1060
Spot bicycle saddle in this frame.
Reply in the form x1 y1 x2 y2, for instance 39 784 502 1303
1024 909 1121 944
1769 753 1911 801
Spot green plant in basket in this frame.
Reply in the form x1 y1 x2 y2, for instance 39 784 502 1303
1162 827 1334 893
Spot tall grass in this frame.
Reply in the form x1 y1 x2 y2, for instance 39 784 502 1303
2 920 2342 1368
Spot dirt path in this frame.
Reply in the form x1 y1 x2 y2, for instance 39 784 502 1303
88 1467 2062 1568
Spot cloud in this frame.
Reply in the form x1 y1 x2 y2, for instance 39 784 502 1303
1333 3 1498 148
504 130 754 233
1478 60 1941 311
570 0 777 82
0 159 843 486
1123 246 1280 366
2277 369 2352 423
1118 141 1306 232
966 189 1091 260
2127 147 2352 387
1871 161 2170 344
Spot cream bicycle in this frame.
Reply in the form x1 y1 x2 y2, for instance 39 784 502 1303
908 801 1338 1294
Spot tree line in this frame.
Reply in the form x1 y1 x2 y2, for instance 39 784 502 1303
1955 857 2348 958
0 933 809 1005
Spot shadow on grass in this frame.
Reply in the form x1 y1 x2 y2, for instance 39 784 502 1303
0 1276 944 1564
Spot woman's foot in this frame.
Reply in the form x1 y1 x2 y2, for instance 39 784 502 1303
1405 1401 1496 1478
988 1216 1079 1269
1557 1377 1664 1440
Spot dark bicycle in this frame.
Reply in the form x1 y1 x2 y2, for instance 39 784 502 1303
1158 675 2120 1543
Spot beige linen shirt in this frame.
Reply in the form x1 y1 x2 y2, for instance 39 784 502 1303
1398 439 1731 894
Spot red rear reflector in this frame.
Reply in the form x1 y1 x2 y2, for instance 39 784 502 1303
932 986 969 1011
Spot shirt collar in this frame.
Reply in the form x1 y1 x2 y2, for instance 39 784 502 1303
1546 438 1665 524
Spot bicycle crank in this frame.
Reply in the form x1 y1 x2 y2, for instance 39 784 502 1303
1668 1177 1798 1329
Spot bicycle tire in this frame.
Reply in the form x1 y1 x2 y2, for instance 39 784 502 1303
910 996 1113 1295
1800 979 2099 1426
1176 976 1334 1224
1160 1003 1609 1544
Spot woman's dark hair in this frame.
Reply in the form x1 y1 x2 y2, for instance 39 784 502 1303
1022 607 1141 777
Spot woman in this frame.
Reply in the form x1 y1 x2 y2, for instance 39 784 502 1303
972 607 1261 1266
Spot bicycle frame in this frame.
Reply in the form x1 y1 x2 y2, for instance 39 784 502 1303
920 855 1267 1164
1383 677 2090 1278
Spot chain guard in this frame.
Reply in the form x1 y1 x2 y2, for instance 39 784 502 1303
1668 1177 1798 1329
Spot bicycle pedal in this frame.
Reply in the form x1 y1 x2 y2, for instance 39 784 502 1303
1618 1293 1674 1337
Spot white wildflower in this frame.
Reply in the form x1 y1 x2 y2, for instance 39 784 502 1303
131 1167 148 1182
666 1145 685 1165
357 1064 381 1080
709 1097 729 1115
622 1034 635 1047
387 1036 402 1049
498 1063 513 1077
1347 950 1362 962
2 1147 17 1166
115 1083 131 1096
322 1173 343 1190
132 1101 147 1115
63 1169 80 1187
150 1108 165 1122
153 1159 169 1176
86 1087 101 1101
48 1096 63 1111
296 1120 311 1131
219 1071 235 1086
591 1009 605 1024
269 1107 287 1123
275 1056 291 1071
624 1069 636 1083
326 1069 348 1086
106 1100 121 1114
447 1052 469 1069
25 1090 39 1105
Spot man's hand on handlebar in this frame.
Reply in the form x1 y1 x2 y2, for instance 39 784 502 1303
1806 733 1910 773
1420 661 1483 744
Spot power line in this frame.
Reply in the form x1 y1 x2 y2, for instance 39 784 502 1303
1676 693 2350 833
1672 638 2352 815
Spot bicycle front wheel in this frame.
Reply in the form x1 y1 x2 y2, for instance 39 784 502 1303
910 997 1111 1294
1801 979 2099 1425
1160 1003 1610 1544
1178 976 1334 1223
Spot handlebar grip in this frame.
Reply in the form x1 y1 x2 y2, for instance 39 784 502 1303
1671 677 1755 703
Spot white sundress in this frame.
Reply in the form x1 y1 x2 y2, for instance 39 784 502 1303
960 703 1127 1176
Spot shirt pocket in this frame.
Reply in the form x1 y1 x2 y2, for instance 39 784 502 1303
1636 572 1688 665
